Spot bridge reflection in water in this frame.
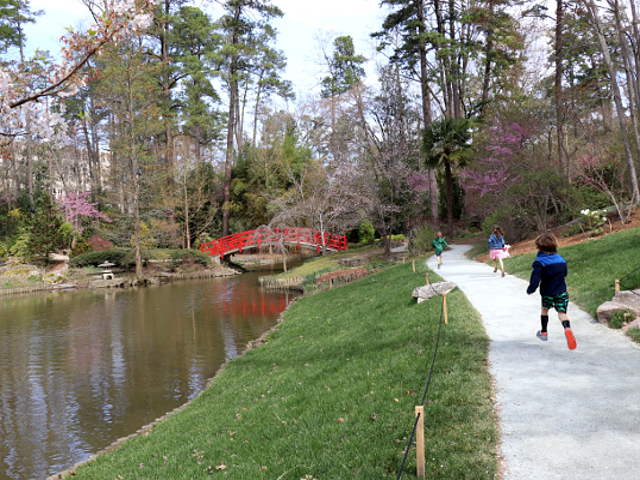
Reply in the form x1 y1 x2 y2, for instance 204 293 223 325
0 268 298 480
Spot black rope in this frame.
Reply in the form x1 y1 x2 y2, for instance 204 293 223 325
619 265 640 283
396 284 446 480
619 265 640 296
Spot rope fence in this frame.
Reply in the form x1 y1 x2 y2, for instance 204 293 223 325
617 265 640 296
396 278 448 480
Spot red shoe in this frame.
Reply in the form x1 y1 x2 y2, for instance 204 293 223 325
564 328 577 350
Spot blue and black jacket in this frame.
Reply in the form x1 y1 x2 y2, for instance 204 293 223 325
526 252 567 296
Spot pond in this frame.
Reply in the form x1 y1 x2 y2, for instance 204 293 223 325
0 266 299 480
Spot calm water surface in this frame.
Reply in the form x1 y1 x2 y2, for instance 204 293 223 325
0 267 298 480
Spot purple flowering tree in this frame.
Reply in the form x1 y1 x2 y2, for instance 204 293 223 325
56 192 111 247
460 119 534 220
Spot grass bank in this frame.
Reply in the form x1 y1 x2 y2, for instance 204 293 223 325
69 259 498 480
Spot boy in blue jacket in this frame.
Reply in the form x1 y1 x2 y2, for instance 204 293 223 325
526 233 577 350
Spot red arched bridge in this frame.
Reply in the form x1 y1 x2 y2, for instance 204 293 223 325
200 227 347 259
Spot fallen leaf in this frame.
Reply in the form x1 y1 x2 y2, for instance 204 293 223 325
216 464 227 470
338 418 345 423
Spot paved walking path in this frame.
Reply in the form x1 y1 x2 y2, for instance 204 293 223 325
427 244 640 480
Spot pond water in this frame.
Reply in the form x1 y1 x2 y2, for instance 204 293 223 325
0 266 299 480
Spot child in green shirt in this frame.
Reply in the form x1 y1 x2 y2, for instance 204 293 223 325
432 231 448 269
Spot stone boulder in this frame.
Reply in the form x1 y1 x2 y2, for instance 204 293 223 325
596 289 640 326
622 317 640 332
412 281 457 304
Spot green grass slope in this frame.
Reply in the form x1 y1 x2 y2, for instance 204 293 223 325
71 261 498 480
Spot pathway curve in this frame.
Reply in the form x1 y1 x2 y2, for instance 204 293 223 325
428 244 640 480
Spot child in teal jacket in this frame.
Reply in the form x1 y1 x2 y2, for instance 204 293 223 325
432 231 448 269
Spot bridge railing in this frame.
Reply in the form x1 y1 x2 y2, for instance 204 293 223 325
200 227 347 258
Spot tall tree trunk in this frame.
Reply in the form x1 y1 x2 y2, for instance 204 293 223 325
252 79 264 145
222 4 242 237
613 0 640 176
448 0 462 119
162 0 174 198
18 24 34 205
184 173 191 249
555 0 567 173
583 0 640 203
222 80 236 237
417 0 439 226
445 159 453 234
127 63 144 281
480 0 495 113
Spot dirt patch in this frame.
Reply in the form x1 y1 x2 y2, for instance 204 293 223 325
474 209 640 262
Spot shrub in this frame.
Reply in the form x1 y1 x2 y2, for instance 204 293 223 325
71 237 93 258
121 248 154 267
170 249 211 267
0 242 8 260
9 231 30 258
579 208 607 232
195 233 213 249
481 209 530 243
68 249 129 268
60 223 74 249
410 223 436 252
358 220 375 245
562 224 583 238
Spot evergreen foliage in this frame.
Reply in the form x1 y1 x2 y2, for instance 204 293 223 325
169 249 211 266
68 249 129 268
26 194 65 264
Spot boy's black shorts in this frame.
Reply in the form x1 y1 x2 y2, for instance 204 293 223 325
541 291 569 313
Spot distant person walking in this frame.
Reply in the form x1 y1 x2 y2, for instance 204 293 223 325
432 231 448 269
488 225 509 277
526 233 577 350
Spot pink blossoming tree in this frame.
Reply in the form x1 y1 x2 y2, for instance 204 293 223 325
56 192 111 247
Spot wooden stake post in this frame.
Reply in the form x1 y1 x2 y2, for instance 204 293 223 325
415 406 425 478
443 293 448 324
413 260 415 272
616 279 620 294
426 273 430 285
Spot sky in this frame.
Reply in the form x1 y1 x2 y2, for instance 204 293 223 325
22 0 390 97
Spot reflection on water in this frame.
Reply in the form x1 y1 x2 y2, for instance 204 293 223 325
0 268 298 480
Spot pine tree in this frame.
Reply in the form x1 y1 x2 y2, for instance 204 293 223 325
215 0 285 237
27 194 64 264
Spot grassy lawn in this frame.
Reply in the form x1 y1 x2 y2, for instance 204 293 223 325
276 244 386 279
505 227 640 318
70 259 498 480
